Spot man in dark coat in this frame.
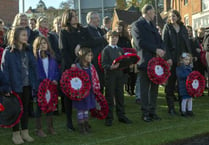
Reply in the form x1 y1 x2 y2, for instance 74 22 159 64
86 11 107 92
131 4 165 122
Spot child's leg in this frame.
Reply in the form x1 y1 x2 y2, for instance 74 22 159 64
181 99 187 113
84 110 91 132
77 110 86 134
187 98 192 111
47 113 56 135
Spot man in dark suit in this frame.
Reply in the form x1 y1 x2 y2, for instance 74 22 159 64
86 11 107 92
131 4 165 122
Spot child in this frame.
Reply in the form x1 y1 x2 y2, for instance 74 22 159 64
73 47 100 134
102 30 132 126
176 53 193 117
33 36 60 137
1 26 37 144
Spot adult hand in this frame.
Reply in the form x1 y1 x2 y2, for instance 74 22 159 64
75 44 80 56
4 92 10 96
167 59 173 66
196 48 201 53
52 80 58 85
110 63 120 70
156 48 165 57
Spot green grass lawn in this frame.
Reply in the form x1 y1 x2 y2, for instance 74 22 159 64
1 86 209 145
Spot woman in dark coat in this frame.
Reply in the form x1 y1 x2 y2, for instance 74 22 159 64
59 9 91 131
162 10 191 115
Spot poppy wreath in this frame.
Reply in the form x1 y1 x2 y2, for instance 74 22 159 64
60 67 91 101
113 53 140 70
98 53 104 72
37 79 58 113
0 103 5 112
186 71 205 98
0 91 23 128
90 92 109 120
147 57 171 84
122 48 137 54
0 47 3 64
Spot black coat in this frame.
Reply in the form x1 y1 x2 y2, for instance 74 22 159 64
162 23 191 63
117 36 132 48
131 17 164 70
59 27 91 72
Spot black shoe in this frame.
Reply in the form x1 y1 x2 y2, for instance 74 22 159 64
53 110 59 116
142 116 152 122
118 116 132 124
150 114 161 120
181 111 188 117
135 99 141 104
105 119 112 126
168 109 177 116
68 127 76 132
187 111 194 117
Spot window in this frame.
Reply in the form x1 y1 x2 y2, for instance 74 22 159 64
184 0 188 5
202 0 209 11
184 15 189 26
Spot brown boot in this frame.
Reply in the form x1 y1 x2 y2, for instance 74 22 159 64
84 121 91 133
36 118 47 137
78 123 87 135
47 116 57 135
12 131 24 144
21 129 34 142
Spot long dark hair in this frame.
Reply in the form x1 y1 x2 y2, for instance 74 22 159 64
115 20 129 39
167 10 183 25
61 9 81 32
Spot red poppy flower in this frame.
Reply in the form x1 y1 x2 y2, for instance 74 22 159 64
0 103 4 112
98 53 104 72
186 71 205 98
37 79 58 113
147 57 171 84
60 67 91 101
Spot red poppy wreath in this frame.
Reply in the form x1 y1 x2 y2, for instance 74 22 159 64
0 103 4 112
147 57 171 84
113 53 140 70
60 67 91 101
37 79 58 113
122 48 137 54
186 71 205 98
90 92 109 120
98 53 104 72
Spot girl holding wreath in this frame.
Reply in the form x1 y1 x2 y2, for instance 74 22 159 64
176 53 193 117
33 36 60 137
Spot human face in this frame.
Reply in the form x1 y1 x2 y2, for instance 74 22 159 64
70 11 79 26
197 29 205 38
39 39 48 51
91 14 100 27
187 27 193 37
40 19 48 29
183 56 191 66
0 23 4 31
147 8 155 21
84 52 93 63
20 16 28 27
108 35 119 45
116 25 123 33
169 13 178 24
18 30 28 45
53 20 61 33
105 21 112 29
29 20 36 30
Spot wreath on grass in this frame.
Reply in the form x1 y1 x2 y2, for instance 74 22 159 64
147 57 171 84
186 71 205 98
37 79 58 113
60 67 91 101
90 92 109 120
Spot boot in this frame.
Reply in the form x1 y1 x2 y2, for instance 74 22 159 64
36 118 47 137
47 116 57 135
12 131 24 145
84 121 91 133
21 129 34 142
78 123 87 134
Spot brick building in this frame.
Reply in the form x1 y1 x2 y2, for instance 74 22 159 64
161 0 209 30
0 0 19 26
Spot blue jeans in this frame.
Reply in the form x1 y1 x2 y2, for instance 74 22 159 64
135 73 141 99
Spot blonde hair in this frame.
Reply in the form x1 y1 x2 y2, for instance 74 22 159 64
179 52 192 65
36 16 48 29
52 16 61 31
12 13 28 27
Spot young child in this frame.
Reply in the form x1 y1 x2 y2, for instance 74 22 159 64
1 26 37 144
176 53 193 117
73 47 100 134
33 36 60 137
102 30 132 126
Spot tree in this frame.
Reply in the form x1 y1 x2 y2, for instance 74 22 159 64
59 0 74 9
139 0 155 9
116 0 127 10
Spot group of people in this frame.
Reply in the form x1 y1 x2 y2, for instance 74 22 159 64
0 3 209 145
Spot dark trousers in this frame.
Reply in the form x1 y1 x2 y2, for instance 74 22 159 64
105 71 125 120
165 63 177 111
64 96 73 128
139 70 158 116
13 86 31 131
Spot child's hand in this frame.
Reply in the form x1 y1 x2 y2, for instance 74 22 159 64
52 80 58 85
4 92 10 96
111 63 120 70
167 59 173 66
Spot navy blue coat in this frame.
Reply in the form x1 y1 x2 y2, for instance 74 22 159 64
131 17 164 71
0 70 10 94
1 46 38 93
176 65 192 98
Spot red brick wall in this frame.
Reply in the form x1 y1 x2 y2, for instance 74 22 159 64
0 0 19 26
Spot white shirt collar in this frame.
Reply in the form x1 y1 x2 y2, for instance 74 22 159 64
109 45 118 48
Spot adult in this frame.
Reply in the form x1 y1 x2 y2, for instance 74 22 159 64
0 19 6 48
35 16 49 37
29 18 36 31
162 10 191 115
101 16 112 34
131 4 165 122
59 9 91 131
86 11 107 92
